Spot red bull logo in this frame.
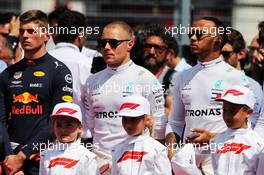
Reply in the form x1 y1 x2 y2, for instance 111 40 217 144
12 92 42 115
13 92 39 104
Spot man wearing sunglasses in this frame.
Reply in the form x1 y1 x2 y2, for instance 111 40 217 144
84 21 166 173
166 17 250 175
221 28 263 134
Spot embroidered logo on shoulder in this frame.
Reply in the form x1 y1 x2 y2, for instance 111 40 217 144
33 71 45 77
14 72 22 79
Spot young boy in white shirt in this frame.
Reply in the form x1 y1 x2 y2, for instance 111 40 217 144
211 85 264 175
111 95 172 175
39 103 99 175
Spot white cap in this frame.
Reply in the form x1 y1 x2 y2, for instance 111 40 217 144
50 102 82 123
117 95 150 117
216 85 255 109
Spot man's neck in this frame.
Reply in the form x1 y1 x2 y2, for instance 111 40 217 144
154 65 166 78
108 56 131 68
24 45 47 59
173 56 181 68
198 51 220 62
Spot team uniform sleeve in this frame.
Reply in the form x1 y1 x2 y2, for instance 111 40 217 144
83 77 96 137
51 64 73 106
145 78 166 140
0 72 13 157
166 72 186 137
153 149 172 175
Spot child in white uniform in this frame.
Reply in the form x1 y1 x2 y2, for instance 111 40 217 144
111 95 171 175
39 103 99 175
211 85 264 175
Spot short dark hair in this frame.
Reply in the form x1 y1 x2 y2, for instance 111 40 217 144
258 21 264 47
48 6 69 24
144 24 179 56
226 28 245 52
0 12 17 25
57 10 86 43
200 16 228 49
20 10 48 28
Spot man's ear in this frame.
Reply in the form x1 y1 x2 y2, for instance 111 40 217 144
238 49 246 60
127 36 135 51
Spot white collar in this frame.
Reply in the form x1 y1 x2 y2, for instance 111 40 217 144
106 60 133 74
198 57 222 68
54 42 80 52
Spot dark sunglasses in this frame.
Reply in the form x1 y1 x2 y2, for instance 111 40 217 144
19 28 36 35
188 29 213 40
221 51 234 58
97 39 130 48
144 43 167 54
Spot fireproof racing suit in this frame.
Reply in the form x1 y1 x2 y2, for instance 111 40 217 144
211 127 264 175
167 57 252 174
40 139 99 175
0 53 73 173
167 57 252 138
84 60 166 155
111 134 172 175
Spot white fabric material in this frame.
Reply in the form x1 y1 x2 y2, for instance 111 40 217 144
117 94 150 117
174 57 192 72
211 127 264 175
216 85 255 109
39 140 99 175
0 59 7 73
51 102 82 122
81 46 102 59
171 143 202 175
111 135 172 175
49 43 92 137
84 60 166 154
167 57 250 138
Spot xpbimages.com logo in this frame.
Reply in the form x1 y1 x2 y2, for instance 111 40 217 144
164 24 232 37
32 24 100 37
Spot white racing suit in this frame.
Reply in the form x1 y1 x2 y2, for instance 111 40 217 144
84 60 166 154
167 57 254 174
211 127 264 175
39 139 99 175
111 135 172 175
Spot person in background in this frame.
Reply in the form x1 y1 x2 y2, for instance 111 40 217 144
221 28 263 134
142 24 176 117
